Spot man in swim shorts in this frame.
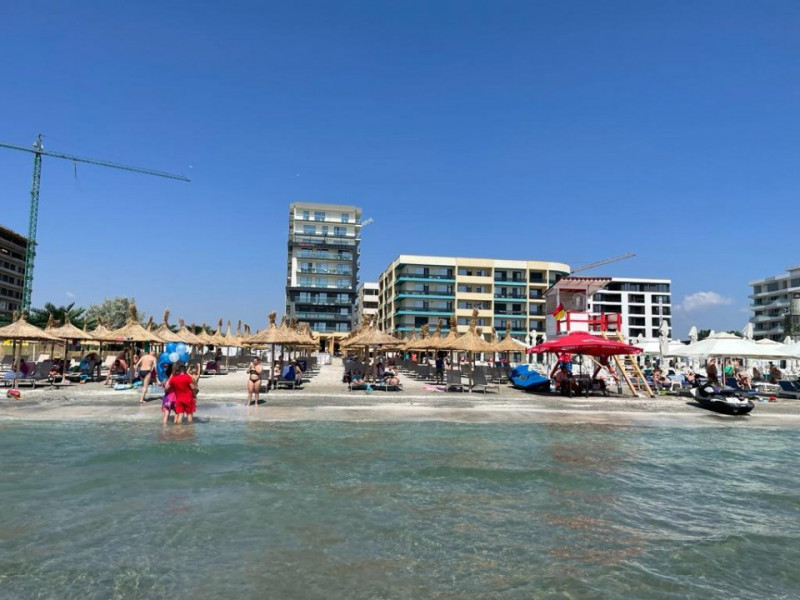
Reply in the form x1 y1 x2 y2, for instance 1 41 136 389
134 351 159 404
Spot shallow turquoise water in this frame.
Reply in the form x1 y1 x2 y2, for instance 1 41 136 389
0 421 798 599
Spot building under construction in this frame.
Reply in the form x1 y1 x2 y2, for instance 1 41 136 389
0 225 27 324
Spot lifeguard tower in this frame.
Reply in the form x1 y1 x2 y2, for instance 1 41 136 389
544 276 652 397
544 277 619 337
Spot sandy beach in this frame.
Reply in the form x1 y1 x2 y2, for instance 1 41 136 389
2 360 799 427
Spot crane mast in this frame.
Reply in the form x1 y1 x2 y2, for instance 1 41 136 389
0 134 190 311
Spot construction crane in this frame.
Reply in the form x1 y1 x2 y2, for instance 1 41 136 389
0 134 190 310
570 252 636 275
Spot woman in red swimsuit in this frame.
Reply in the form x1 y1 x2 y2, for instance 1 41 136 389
165 364 197 424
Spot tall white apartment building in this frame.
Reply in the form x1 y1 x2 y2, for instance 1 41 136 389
749 266 800 341
353 282 379 329
587 277 672 341
285 203 362 349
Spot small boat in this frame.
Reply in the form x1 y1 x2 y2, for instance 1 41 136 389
690 377 755 415
509 364 551 392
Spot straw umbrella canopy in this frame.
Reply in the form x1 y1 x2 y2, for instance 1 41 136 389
245 313 292 346
0 311 61 343
399 328 418 353
194 323 215 346
493 323 523 354
47 315 97 378
0 311 61 388
205 319 227 347
155 310 185 344
440 311 495 353
108 306 164 345
89 318 118 343
175 319 205 346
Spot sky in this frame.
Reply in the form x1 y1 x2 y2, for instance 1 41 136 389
1 1 798 337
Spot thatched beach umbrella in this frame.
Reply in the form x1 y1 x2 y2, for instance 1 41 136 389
47 315 97 380
194 323 215 346
245 312 295 379
155 310 185 345
174 318 204 346
108 305 164 381
440 310 494 383
0 311 61 388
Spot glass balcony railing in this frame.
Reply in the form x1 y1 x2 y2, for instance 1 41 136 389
295 312 351 321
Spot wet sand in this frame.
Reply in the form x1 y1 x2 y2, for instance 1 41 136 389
2 362 799 427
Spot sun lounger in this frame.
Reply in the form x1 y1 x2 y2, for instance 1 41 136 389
446 370 464 392
470 368 500 393
12 361 53 389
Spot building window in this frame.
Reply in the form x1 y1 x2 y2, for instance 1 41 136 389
314 211 325 221
302 210 310 220
341 213 348 223
334 227 346 237
303 225 315 235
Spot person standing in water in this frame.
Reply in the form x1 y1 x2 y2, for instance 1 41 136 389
246 356 263 406
165 364 197 424
134 351 159 403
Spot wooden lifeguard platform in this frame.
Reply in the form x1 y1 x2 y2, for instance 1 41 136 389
544 276 653 398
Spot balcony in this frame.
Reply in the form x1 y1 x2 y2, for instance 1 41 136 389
394 309 454 317
493 279 527 286
296 251 353 260
494 310 527 316
298 268 353 276
295 312 351 321
291 235 357 248
494 293 527 300
397 274 455 283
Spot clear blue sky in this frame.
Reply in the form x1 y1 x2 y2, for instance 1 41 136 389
2 1 798 336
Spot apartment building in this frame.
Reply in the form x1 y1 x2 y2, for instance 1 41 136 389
587 277 672 340
285 203 362 345
0 225 27 324
749 266 800 341
377 255 570 342
353 282 379 329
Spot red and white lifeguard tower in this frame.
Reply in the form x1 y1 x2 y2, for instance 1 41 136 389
544 276 621 338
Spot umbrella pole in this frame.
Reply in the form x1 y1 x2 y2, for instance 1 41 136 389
11 339 18 390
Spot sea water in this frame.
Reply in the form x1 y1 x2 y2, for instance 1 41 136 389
0 420 797 599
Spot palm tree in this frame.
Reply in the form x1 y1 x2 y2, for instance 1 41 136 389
29 302 87 329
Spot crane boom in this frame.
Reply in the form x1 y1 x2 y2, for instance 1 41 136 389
570 252 636 275
0 140 191 182
0 134 190 310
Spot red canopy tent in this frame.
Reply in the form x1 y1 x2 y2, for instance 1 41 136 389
526 331 642 357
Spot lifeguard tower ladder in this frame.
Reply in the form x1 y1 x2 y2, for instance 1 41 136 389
544 277 654 398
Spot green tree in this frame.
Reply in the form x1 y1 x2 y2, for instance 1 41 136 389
29 302 87 328
85 297 144 330
697 329 711 340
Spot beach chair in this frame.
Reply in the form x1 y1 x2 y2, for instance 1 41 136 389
445 369 464 392
0 355 12 369
15 361 53 389
470 368 500 393
276 365 300 389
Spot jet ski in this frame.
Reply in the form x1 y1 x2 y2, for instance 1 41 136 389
690 376 754 415
509 364 551 392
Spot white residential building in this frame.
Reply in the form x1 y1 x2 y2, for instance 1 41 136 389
587 277 672 341
749 266 800 341
353 282 379 329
